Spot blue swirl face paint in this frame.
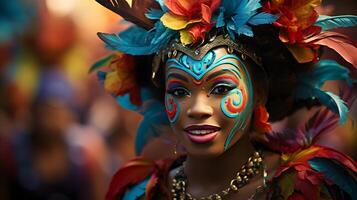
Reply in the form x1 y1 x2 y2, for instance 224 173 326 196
219 67 253 150
166 50 253 150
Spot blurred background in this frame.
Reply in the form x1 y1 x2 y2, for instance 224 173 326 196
0 0 356 199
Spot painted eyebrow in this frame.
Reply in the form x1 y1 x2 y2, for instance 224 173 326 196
166 72 189 82
205 69 240 82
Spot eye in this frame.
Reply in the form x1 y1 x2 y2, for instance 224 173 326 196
167 87 191 97
210 84 235 95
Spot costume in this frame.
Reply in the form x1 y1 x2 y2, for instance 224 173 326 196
92 0 357 199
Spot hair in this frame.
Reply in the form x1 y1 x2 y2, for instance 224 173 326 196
132 26 320 122
243 25 320 121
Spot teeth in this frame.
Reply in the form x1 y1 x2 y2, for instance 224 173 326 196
189 130 215 135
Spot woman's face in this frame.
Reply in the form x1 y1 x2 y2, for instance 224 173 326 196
165 47 253 158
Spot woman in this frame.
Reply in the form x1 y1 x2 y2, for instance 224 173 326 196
92 0 357 199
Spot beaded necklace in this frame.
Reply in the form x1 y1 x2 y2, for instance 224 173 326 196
171 151 266 200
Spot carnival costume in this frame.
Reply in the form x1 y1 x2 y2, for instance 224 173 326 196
92 0 357 199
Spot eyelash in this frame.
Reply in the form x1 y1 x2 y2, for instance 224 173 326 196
167 87 191 97
166 82 236 97
209 83 236 95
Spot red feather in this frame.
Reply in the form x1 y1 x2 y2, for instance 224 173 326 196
295 178 319 200
129 86 142 106
253 105 273 133
105 157 176 200
304 31 357 68
145 175 158 200
105 158 155 200
313 145 357 172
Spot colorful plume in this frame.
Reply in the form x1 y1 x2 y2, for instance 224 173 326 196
264 0 322 63
93 53 142 106
161 0 221 44
216 0 278 38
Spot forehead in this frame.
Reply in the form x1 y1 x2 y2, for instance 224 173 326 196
165 47 247 81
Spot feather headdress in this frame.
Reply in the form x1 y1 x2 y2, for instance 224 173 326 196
92 0 357 155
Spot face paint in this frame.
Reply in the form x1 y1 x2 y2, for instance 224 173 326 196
165 93 180 123
166 50 253 151
166 51 216 81
165 78 187 124
219 68 248 118
221 88 247 117
219 65 253 150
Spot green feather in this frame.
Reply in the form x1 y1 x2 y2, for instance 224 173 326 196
89 54 115 73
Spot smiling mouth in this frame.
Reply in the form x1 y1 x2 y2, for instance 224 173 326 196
184 125 221 143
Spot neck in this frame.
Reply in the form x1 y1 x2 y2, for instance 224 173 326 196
184 133 256 193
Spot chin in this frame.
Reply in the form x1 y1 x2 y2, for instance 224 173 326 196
186 144 225 158
178 132 227 158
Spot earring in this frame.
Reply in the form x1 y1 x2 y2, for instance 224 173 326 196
253 105 272 133
173 143 180 157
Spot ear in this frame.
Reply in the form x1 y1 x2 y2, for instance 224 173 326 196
95 0 159 29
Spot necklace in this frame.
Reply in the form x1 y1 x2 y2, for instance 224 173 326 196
171 151 264 200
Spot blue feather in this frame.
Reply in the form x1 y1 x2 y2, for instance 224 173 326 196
226 23 236 40
316 15 357 31
237 25 254 37
155 0 168 12
151 22 174 45
145 9 164 20
135 101 169 154
232 14 250 30
295 86 348 124
314 89 348 124
134 88 170 155
301 60 354 87
295 60 354 124
248 12 278 26
220 0 277 38
215 7 226 28
244 0 262 14
98 26 153 55
122 177 149 200
221 0 240 16
98 22 175 55
114 87 170 155
308 158 357 200
116 94 140 111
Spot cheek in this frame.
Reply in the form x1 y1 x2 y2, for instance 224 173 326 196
165 93 180 123
220 85 248 118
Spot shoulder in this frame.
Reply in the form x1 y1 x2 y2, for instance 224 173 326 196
268 145 357 200
105 157 180 200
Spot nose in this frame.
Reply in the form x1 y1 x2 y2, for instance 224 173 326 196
186 93 213 120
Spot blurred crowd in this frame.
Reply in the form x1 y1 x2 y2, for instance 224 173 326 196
0 0 356 200
0 0 141 199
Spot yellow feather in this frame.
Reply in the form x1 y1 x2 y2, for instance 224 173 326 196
180 30 193 45
161 13 200 30
282 146 321 163
287 44 315 63
104 71 121 93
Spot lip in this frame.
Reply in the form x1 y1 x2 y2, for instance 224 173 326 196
184 125 221 143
